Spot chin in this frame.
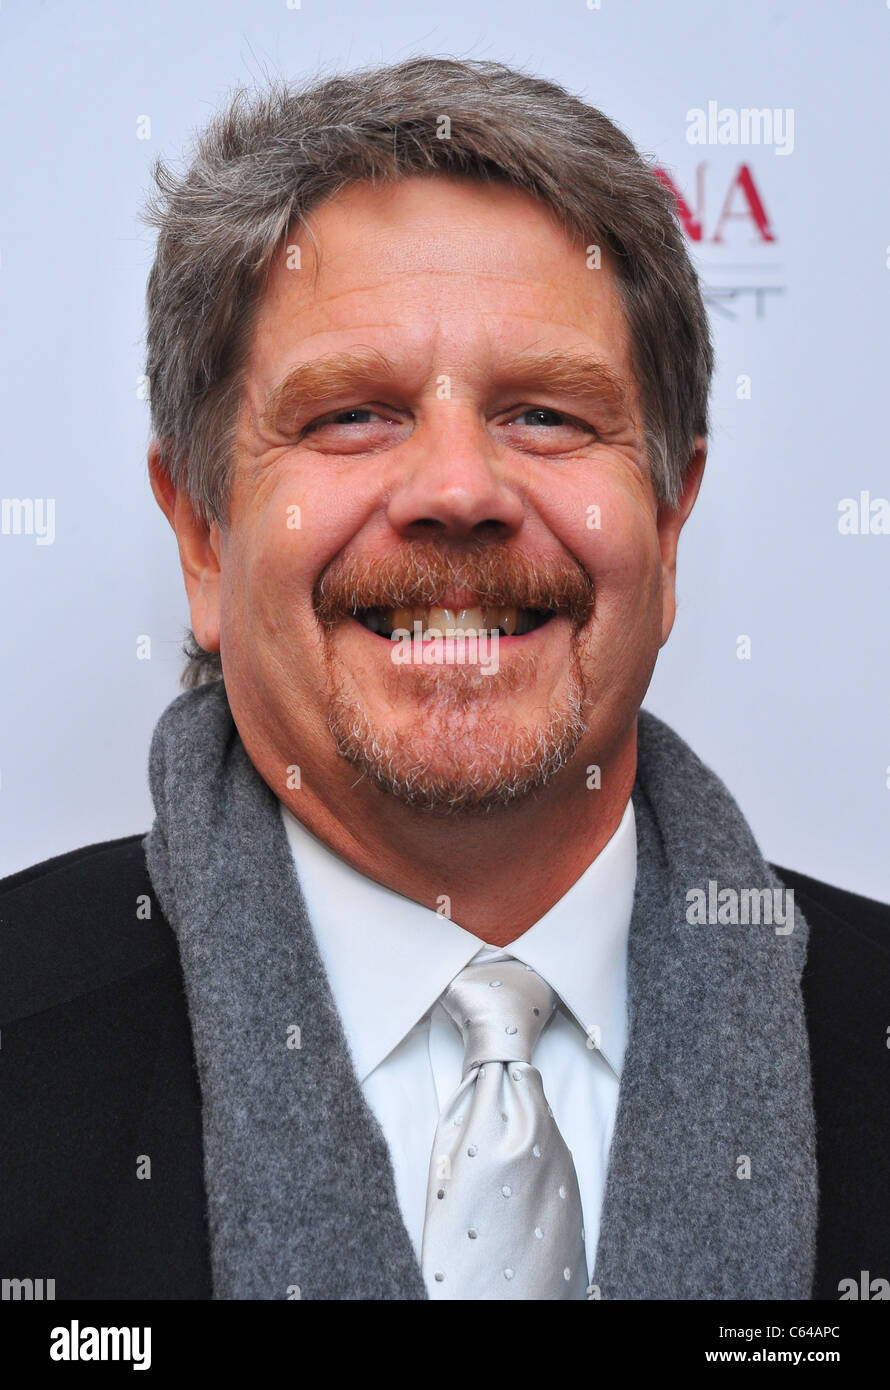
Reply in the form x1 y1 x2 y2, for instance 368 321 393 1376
327 689 588 816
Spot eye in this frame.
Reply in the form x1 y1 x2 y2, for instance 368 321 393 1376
297 405 409 453
504 405 598 447
515 407 574 427
302 407 390 434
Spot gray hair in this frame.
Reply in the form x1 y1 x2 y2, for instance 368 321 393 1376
142 56 713 688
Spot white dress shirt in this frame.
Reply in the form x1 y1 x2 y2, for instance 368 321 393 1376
280 797 636 1287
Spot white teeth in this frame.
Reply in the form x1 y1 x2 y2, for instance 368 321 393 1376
429 606 486 636
427 607 457 634
362 605 524 637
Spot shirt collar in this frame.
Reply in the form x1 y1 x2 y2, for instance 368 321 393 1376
504 798 635 1076
280 805 481 1082
280 798 635 1082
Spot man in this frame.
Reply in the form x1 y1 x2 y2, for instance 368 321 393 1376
1 57 888 1302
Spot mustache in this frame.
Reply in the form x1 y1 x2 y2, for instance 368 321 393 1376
313 542 596 629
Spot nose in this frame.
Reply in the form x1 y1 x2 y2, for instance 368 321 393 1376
386 408 525 541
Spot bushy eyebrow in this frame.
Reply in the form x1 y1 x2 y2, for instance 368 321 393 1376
259 345 633 432
259 347 395 431
503 348 631 420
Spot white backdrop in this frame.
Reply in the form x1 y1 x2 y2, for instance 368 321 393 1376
1 0 888 901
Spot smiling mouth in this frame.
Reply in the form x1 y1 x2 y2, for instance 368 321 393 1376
354 605 555 638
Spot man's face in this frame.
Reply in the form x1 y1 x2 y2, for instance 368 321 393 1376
201 175 694 814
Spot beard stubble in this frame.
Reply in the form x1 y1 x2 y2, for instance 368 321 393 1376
317 542 594 816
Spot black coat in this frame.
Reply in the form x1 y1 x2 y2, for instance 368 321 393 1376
1 834 888 1300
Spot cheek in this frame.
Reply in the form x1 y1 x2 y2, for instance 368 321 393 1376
590 521 662 604
217 520 305 673
223 470 374 633
536 473 661 605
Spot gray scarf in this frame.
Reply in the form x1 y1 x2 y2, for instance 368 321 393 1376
144 680 817 1299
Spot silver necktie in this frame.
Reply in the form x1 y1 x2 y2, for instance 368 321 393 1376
421 956 588 1299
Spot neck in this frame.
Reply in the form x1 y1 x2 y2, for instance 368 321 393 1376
266 729 638 945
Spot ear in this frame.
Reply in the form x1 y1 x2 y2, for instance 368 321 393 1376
656 438 707 646
148 440 223 655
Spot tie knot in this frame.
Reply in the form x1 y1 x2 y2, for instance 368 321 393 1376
441 958 555 1074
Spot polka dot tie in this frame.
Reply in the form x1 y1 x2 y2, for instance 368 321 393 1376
421 956 589 1299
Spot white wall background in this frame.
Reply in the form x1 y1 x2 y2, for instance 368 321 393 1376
1 0 888 901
